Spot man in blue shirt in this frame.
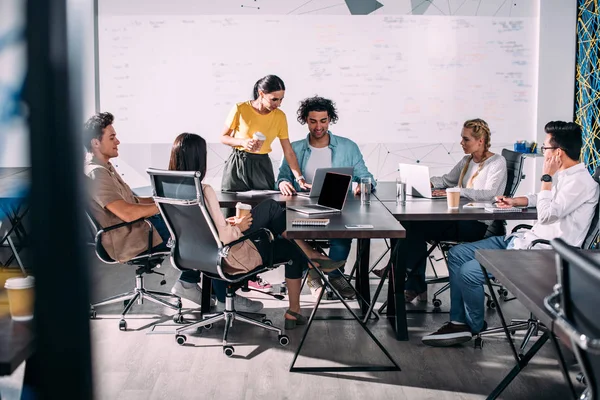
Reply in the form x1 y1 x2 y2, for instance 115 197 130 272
277 96 375 299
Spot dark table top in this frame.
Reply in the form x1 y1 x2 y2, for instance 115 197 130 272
374 180 537 221
475 250 558 327
0 317 34 376
285 199 406 240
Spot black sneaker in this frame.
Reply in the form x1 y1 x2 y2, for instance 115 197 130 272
422 322 473 347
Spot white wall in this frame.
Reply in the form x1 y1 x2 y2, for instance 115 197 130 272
72 0 577 193
532 0 577 183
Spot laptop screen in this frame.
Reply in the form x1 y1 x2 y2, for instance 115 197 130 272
318 173 352 209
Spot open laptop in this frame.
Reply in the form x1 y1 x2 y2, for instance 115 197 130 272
399 163 446 199
297 167 353 198
287 172 352 215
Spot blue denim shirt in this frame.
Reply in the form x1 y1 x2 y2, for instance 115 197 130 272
276 132 375 191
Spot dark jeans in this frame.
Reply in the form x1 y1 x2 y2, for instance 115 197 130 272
246 200 306 279
403 220 488 293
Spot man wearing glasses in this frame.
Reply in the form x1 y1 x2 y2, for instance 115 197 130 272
422 121 599 347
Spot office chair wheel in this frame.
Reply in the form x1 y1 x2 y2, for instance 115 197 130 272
473 336 483 349
176 300 182 309
498 288 509 299
173 314 185 324
278 335 290 347
223 345 235 357
89 309 97 319
203 323 213 330
486 299 497 310
119 319 127 331
432 298 442 308
175 334 187 345
326 291 335 300
262 319 273 326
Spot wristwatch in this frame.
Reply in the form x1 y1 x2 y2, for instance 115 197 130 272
540 174 552 183
295 175 306 183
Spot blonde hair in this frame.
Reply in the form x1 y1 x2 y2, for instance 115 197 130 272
458 118 492 188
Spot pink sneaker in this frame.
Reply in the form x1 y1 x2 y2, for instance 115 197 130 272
248 276 273 293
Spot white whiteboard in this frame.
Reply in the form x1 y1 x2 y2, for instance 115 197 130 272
98 14 539 145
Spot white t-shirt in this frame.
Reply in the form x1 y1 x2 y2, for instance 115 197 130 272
304 145 332 183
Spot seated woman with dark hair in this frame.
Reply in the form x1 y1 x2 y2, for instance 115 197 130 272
168 133 344 329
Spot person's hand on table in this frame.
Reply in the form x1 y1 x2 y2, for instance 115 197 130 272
297 178 311 191
494 196 517 208
279 181 296 196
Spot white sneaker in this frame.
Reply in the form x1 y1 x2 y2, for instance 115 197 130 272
215 295 264 313
171 280 216 307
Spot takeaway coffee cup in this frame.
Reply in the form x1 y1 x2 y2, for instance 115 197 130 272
252 132 266 152
5 276 35 321
446 187 461 209
235 202 252 218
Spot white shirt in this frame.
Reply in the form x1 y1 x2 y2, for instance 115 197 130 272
463 159 479 187
304 145 332 183
511 163 599 249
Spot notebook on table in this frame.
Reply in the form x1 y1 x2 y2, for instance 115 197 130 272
287 172 352 215
291 218 330 226
484 206 525 213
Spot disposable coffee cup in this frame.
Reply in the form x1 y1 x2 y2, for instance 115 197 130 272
446 187 461 209
252 132 266 152
5 276 35 321
235 202 252 218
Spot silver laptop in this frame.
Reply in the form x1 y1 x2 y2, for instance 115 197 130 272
297 167 353 198
287 173 352 215
399 163 446 199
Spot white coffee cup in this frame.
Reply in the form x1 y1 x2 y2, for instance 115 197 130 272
252 132 266 152
235 202 252 218
446 187 461 209
5 276 35 321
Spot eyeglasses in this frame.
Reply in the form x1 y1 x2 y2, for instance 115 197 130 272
541 145 559 152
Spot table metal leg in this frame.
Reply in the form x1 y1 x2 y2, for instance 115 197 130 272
356 239 371 315
387 239 408 340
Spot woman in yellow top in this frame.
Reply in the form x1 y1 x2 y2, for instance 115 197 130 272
220 75 308 191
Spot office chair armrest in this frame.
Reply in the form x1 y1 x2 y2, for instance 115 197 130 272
96 218 163 258
96 217 147 234
223 228 274 249
512 224 533 233
528 239 550 249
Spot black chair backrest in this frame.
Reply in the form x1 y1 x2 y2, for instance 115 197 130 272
501 149 526 197
147 168 223 276
552 238 600 400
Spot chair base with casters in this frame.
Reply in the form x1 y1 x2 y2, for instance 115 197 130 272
174 283 289 357
90 260 184 331
473 312 542 350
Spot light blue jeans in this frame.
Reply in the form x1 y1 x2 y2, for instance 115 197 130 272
326 239 352 277
448 235 514 332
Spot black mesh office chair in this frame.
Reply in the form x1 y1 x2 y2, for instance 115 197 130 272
146 168 289 357
427 148 526 308
87 213 183 331
546 238 600 400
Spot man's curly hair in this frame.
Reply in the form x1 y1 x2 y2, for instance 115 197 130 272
296 96 339 125
83 112 114 152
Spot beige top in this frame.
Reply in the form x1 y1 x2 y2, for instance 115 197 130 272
202 184 262 274
84 156 162 262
